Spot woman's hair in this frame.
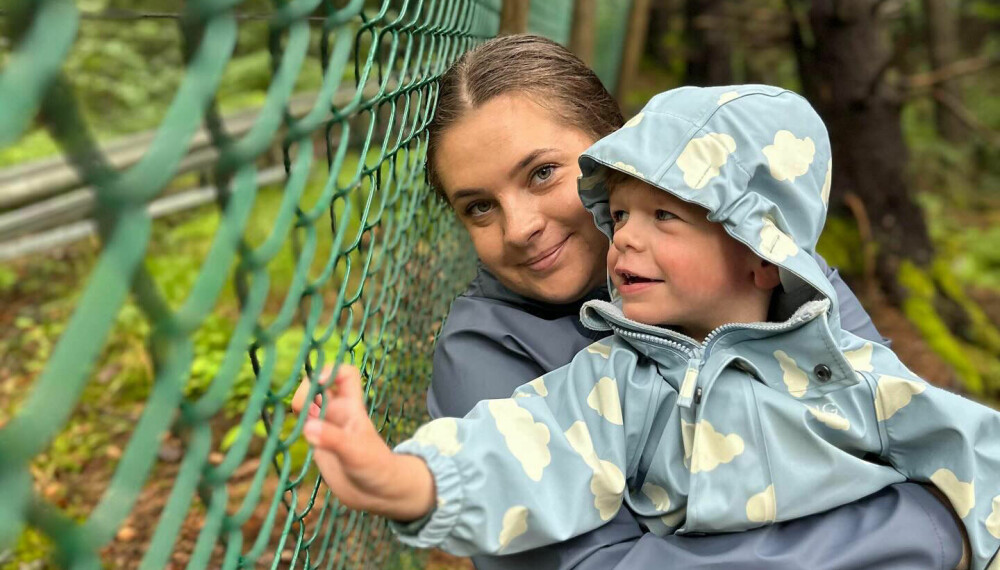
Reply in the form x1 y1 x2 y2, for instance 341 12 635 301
426 35 624 198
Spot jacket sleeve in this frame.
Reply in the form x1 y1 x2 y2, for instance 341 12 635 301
812 251 889 346
863 343 1000 570
391 339 658 557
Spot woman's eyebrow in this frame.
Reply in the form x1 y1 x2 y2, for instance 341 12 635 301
449 188 487 202
508 147 558 179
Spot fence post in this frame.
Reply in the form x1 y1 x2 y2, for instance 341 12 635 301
500 0 530 35
616 0 652 105
570 0 596 65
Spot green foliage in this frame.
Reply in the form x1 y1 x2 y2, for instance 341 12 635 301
2 527 54 570
816 216 864 276
898 260 984 393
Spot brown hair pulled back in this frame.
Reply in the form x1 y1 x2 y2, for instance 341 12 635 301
426 35 624 198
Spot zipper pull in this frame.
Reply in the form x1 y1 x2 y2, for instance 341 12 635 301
677 357 701 408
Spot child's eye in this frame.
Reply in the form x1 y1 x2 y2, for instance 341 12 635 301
612 210 629 224
466 200 494 217
656 210 677 221
531 164 556 185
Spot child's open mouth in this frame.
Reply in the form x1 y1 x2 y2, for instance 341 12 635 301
618 271 663 286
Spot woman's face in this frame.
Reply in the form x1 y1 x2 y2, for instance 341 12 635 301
435 94 609 304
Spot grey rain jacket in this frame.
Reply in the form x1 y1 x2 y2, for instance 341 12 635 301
410 86 992 568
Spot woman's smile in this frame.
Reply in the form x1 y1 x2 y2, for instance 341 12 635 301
522 235 571 272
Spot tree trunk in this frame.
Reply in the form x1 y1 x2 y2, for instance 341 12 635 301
500 0 530 35
645 0 677 69
570 0 596 65
922 0 966 141
684 0 733 86
789 0 1000 396
790 0 933 275
616 0 654 104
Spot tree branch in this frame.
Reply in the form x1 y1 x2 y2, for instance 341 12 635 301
905 55 1000 92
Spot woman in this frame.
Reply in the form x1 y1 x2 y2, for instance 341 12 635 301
422 35 966 570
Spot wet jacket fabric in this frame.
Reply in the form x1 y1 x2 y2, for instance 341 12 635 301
402 85 998 568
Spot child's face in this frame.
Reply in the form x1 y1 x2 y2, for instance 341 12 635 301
606 178 774 340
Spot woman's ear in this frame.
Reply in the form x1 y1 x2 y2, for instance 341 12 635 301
751 259 782 291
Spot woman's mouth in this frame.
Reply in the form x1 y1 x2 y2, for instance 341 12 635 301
523 237 570 272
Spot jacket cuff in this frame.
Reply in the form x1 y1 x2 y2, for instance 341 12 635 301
388 440 464 548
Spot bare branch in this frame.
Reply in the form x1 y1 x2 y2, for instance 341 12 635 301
906 55 1000 91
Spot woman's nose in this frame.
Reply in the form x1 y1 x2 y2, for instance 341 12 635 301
503 195 545 246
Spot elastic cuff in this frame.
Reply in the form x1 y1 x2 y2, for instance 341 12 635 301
388 440 464 549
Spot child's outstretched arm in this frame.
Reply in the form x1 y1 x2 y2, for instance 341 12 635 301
298 338 656 558
859 341 1000 570
291 366 436 522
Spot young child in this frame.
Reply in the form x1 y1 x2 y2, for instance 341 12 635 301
296 85 1000 569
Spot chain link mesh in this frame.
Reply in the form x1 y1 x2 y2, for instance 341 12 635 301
0 0 630 567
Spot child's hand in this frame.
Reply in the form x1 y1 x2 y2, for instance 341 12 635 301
291 365 436 522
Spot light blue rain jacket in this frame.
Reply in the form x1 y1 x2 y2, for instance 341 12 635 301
393 85 1000 569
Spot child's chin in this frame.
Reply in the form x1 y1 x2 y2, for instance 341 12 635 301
621 304 670 325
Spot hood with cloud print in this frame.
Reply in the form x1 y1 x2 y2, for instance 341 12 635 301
578 85 840 335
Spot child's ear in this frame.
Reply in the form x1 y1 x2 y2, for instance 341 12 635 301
751 259 781 291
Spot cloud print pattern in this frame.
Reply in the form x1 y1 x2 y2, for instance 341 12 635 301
391 86 1000 569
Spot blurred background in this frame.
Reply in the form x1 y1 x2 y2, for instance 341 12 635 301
0 1 996 569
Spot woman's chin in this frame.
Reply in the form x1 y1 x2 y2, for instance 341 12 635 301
505 272 598 305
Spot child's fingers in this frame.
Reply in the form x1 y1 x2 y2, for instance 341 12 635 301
304 418 347 454
291 366 337 414
332 365 366 409
291 378 312 413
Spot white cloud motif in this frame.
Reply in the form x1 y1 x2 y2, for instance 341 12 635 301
689 420 745 473
774 350 809 398
412 418 462 456
717 91 740 105
746 485 777 523
759 216 800 262
623 112 644 128
987 495 1000 539
874 375 926 421
586 342 611 359
681 419 695 465
613 162 645 180
641 483 671 511
807 406 850 431
527 376 548 397
488 399 551 481
675 133 737 189
498 506 529 550
763 130 816 183
587 377 623 425
565 422 626 520
660 508 686 528
821 159 833 206
844 342 873 372
930 468 975 518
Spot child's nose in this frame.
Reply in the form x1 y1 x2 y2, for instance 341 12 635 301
611 221 643 252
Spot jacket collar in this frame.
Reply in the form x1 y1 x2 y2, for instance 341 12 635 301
465 262 609 318
581 297 860 398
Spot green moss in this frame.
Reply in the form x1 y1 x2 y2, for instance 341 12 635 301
931 259 1000 355
898 261 984 394
2 527 53 570
816 216 864 276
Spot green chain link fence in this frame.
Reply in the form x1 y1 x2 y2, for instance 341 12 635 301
0 1 629 568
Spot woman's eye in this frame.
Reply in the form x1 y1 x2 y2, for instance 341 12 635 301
466 201 494 217
656 210 677 221
531 165 556 184
612 210 629 224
